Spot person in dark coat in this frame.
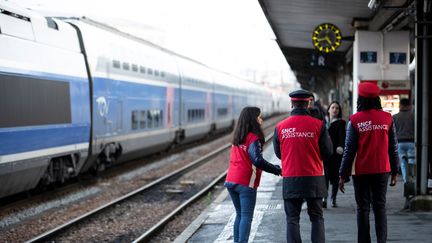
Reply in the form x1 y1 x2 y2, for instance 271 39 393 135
273 89 333 243
339 82 398 243
323 101 346 208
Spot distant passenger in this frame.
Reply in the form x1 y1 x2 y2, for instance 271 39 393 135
339 82 398 243
309 98 326 121
273 90 332 243
393 98 415 209
323 101 346 208
224 106 281 243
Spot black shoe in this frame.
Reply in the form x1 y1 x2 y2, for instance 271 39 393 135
323 201 327 208
331 201 338 207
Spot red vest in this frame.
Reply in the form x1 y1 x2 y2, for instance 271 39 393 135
350 109 393 175
276 115 324 177
226 133 263 189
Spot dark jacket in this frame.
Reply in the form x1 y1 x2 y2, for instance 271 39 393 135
393 109 414 142
325 119 346 181
248 140 281 175
273 108 333 198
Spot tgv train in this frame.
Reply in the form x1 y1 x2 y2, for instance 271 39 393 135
0 1 290 198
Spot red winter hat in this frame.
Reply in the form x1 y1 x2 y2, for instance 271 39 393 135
358 82 380 98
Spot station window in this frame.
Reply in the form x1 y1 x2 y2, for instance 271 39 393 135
132 64 138 72
122 62 130 71
131 110 138 130
113 60 121 69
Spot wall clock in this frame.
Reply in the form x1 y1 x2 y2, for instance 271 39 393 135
312 23 342 53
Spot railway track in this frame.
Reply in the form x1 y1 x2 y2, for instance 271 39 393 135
1 114 286 242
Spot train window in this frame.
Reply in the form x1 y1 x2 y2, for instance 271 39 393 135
0 74 71 127
140 110 146 129
218 108 228 117
155 70 160 76
132 110 139 130
147 111 153 128
187 109 205 122
122 62 130 71
132 64 138 72
148 68 153 75
140 66 146 74
45 17 58 30
159 110 163 126
154 110 160 125
161 71 165 77
113 60 121 69
1 9 31 22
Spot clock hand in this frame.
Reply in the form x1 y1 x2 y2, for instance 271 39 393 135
325 36 332 44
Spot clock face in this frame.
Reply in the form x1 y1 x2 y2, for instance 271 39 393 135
312 23 342 53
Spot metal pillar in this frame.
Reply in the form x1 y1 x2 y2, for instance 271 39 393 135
412 0 432 210
420 0 432 195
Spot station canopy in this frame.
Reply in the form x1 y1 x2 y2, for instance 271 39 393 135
258 0 414 97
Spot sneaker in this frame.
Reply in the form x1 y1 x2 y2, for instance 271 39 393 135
332 200 338 207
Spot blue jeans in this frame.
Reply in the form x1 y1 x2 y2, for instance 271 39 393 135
352 173 389 243
398 142 415 182
225 182 257 243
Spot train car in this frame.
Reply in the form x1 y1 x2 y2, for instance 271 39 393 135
174 56 214 143
0 2 91 198
64 18 183 172
0 1 290 199
211 71 236 131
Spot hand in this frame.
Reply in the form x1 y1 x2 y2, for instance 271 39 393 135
338 177 345 193
274 165 282 176
390 174 397 186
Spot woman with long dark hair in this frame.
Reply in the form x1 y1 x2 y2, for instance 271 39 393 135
225 106 281 243
323 101 346 208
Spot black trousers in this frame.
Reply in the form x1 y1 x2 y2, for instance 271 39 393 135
284 198 325 243
352 173 389 243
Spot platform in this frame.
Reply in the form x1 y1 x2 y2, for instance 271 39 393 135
175 145 432 243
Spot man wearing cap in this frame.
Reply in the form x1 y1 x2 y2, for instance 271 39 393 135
273 89 333 243
339 82 399 243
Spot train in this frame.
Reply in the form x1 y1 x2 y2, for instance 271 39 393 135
0 1 291 199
